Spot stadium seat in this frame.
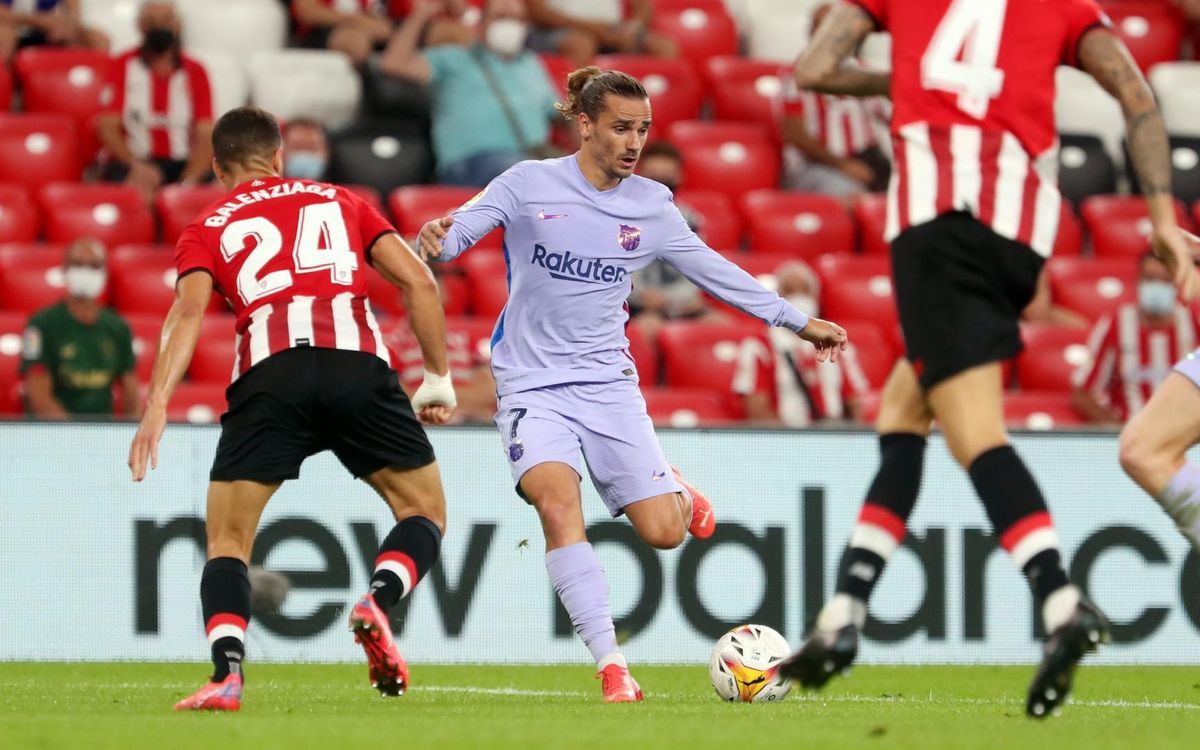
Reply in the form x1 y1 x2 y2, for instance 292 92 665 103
674 190 742 249
188 48 250 119
188 316 238 384
0 311 26 415
1150 62 1200 138
445 315 495 368
650 1 739 69
1057 134 1117 204
38 183 154 246
1101 0 1185 73
1080 194 1191 257
743 0 822 62
0 185 38 244
165 381 227 423
815 254 897 332
1056 205 1084 256
156 183 227 244
248 50 362 129
14 48 110 121
593 55 703 134
457 250 509 319
123 313 163 382
717 251 796 292
1003 390 1085 430
657 319 774 416
327 119 433 196
107 244 227 316
389 185 502 248
704 56 785 133
0 243 74 313
739 191 855 258
177 0 287 57
341 183 385 214
1016 324 1093 393
668 121 781 199
539 54 574 96
642 386 739 427
0 115 83 189
1055 67 1126 168
79 0 141 53
836 319 898 390
1045 256 1138 321
854 192 889 256
1169 137 1200 206
626 321 658 385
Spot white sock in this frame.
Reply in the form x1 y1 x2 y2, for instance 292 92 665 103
816 592 867 632
1158 463 1200 550
597 652 627 671
1042 585 1081 634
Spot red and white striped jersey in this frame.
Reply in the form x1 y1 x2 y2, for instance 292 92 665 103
1073 303 1196 419
848 0 1111 256
105 49 213 162
175 177 397 382
778 64 886 158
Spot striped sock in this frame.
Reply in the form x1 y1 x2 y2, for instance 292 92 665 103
369 516 442 611
819 503 907 631
200 557 250 682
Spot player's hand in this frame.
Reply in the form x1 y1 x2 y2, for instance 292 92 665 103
412 370 457 425
418 215 453 261
797 317 848 363
128 406 167 482
1151 225 1200 303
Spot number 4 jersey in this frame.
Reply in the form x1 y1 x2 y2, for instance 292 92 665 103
175 176 395 381
848 0 1111 256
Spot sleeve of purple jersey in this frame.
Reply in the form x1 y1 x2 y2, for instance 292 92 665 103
437 165 526 262
659 201 810 332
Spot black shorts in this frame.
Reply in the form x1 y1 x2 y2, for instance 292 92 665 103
210 348 435 483
891 211 1045 390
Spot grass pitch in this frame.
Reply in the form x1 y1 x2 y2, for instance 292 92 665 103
1 663 1197 749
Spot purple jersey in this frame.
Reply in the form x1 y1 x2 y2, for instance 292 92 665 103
438 155 810 397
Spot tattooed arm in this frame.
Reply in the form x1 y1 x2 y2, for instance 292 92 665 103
1078 27 1200 301
793 4 890 98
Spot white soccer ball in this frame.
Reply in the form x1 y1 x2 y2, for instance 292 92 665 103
709 623 793 703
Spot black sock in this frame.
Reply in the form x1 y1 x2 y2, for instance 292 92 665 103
370 516 442 612
201 557 250 682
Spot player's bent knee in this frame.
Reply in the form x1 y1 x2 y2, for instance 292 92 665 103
633 518 686 550
1118 427 1165 488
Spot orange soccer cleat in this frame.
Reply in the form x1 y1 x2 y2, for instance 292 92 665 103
672 466 716 539
597 663 644 703
173 673 242 712
349 594 410 697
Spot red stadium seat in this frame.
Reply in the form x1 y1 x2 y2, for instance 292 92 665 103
1080 194 1190 257
445 315 495 367
836 319 899 390
0 243 74 313
642 386 739 426
14 48 110 164
0 114 82 189
1003 390 1085 430
1101 1 1185 73
39 183 155 246
363 264 405 319
668 121 781 199
740 191 855 258
389 185 503 249
188 316 238 384
704 56 785 133
0 64 13 113
815 254 897 332
673 190 742 249
854 192 889 256
1055 204 1084 256
438 271 469 317
1016 324 1093 393
626 321 658 385
0 184 38 243
123 313 163 382
650 0 739 69
539 54 575 96
716 252 798 301
658 319 773 416
107 244 227 316
1045 256 1138 322
593 55 703 133
0 311 26 415
456 250 509 319
166 381 227 423
156 183 227 244
339 183 385 214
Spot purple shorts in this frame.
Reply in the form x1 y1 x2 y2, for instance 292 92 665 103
1174 348 1200 388
494 380 685 516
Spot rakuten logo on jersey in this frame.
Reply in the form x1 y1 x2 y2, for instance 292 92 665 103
531 244 628 285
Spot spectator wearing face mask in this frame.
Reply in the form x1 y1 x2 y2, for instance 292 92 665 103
19 239 140 420
379 0 562 186
96 0 214 202
1072 251 1198 425
281 118 330 181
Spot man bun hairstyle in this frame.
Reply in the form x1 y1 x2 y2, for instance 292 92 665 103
212 106 282 172
556 66 649 121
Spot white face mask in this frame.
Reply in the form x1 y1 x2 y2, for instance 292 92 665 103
486 18 528 58
64 266 106 300
787 293 818 318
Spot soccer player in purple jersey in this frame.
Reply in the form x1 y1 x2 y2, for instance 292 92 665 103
418 67 848 701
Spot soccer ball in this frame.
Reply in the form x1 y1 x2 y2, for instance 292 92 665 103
709 624 792 703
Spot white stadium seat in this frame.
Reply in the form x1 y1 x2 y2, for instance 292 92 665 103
1055 66 1126 170
79 0 141 53
188 49 249 119
1150 62 1200 138
248 50 362 129
177 0 286 58
743 0 821 61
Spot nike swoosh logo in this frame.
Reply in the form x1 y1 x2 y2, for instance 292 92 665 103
538 210 567 220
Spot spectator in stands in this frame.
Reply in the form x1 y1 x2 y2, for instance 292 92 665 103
1022 270 1089 329
282 118 330 181
96 0 213 203
379 0 561 187
0 0 109 62
294 0 473 65
384 313 498 424
19 238 139 420
526 0 677 66
1072 251 1198 424
779 4 890 198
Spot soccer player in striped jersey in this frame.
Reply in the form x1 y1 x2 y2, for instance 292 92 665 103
418 67 848 702
128 107 458 711
781 0 1200 718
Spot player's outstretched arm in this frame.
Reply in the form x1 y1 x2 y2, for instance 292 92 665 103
793 4 889 98
417 215 454 262
371 232 457 425
128 270 211 481
797 318 849 363
1080 28 1200 302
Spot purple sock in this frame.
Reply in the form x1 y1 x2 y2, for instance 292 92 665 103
1159 462 1200 550
545 542 621 665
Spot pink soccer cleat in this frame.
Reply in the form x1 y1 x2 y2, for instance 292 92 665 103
349 594 410 697
672 466 716 539
598 664 644 703
173 673 242 712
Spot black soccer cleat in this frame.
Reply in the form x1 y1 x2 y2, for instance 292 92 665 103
1026 597 1111 719
778 624 859 690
